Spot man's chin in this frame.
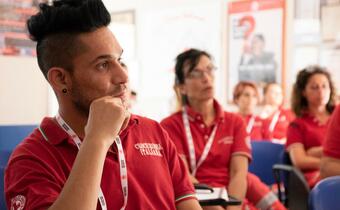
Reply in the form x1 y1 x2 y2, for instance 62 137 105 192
73 101 90 117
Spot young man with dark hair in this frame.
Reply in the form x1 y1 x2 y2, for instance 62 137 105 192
4 1 201 210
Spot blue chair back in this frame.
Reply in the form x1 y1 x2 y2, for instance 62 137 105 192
0 150 12 167
1 166 7 210
0 125 36 151
249 141 284 185
309 176 340 210
0 125 36 210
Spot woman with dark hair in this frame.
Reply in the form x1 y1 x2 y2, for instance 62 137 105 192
286 65 337 187
161 49 286 210
260 83 295 144
233 81 264 141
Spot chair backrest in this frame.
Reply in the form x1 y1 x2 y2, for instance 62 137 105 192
249 141 284 185
0 125 36 210
309 176 340 210
0 150 12 167
0 125 36 151
0 166 7 210
273 157 310 210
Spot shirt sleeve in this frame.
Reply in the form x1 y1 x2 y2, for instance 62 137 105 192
5 155 60 210
160 127 196 204
231 115 252 161
160 117 186 156
323 106 340 159
286 119 304 151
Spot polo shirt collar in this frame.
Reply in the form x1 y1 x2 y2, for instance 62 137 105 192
302 111 329 126
185 99 224 124
39 114 139 146
119 114 139 138
39 117 69 145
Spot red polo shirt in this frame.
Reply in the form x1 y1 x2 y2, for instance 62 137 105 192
324 105 340 159
262 109 295 143
286 112 329 187
5 115 195 210
241 114 264 141
161 101 252 187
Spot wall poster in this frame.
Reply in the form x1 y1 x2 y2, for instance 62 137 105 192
227 0 285 95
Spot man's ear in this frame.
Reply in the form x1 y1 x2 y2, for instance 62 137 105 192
47 67 72 94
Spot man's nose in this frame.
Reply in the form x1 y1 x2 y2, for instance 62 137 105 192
112 64 129 84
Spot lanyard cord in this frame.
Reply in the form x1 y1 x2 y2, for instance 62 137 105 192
269 111 281 133
182 107 218 176
40 114 128 210
246 115 256 134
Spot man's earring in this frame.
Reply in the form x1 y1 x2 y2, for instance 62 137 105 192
62 88 67 93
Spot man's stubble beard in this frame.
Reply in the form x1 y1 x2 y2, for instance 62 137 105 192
69 79 129 118
71 84 91 118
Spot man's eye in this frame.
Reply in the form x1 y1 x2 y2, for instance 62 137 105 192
98 62 109 70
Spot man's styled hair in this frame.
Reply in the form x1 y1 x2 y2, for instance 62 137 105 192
27 0 111 79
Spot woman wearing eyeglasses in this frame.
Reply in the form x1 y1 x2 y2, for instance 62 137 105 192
161 49 285 210
286 65 337 188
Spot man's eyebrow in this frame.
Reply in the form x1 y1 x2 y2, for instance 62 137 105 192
89 49 124 65
117 49 124 62
119 49 124 58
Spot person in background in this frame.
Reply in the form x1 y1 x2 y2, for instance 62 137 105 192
4 1 202 209
233 81 264 141
260 83 295 144
320 104 340 179
161 49 286 210
286 65 337 188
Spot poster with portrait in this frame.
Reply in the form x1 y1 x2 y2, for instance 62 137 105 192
227 0 285 95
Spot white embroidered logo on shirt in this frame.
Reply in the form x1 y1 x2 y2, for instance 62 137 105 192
217 136 234 144
135 143 163 157
10 195 26 210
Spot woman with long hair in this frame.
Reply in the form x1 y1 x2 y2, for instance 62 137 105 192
286 65 337 187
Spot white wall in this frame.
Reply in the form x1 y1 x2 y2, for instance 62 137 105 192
106 0 227 121
0 56 48 125
136 0 224 120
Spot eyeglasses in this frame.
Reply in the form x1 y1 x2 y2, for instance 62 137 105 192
186 66 217 79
